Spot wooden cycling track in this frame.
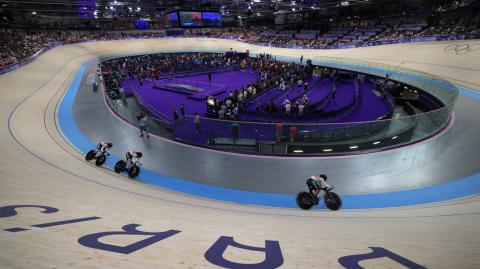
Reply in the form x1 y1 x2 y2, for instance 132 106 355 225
0 38 480 268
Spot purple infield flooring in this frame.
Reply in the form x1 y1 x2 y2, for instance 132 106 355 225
341 82 393 122
322 81 356 113
121 70 394 143
272 77 324 108
122 69 260 120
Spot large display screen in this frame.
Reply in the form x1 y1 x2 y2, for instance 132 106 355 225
166 11 179 27
287 12 303 24
134 20 149 30
179 11 203 27
202 12 221 27
275 13 286 25
168 10 222 27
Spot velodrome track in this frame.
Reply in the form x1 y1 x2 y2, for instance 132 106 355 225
1 38 480 268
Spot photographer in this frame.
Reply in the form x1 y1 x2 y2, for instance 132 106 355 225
137 112 149 138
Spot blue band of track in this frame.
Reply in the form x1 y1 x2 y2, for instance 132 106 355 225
58 61 480 209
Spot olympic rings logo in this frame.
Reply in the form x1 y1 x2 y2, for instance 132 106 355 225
444 43 472 54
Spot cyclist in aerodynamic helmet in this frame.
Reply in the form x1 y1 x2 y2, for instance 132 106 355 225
125 150 143 169
96 141 113 157
306 174 332 196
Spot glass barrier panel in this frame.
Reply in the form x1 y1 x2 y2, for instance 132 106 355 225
101 52 458 155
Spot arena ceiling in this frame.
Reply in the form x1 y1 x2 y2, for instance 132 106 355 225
0 0 475 20
0 0 450 17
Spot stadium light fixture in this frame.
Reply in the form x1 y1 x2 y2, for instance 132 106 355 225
373 141 380 145
349 145 359 149
323 149 333 152
293 150 303 153
392 136 398 140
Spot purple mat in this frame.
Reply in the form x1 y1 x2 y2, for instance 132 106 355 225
126 69 260 120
